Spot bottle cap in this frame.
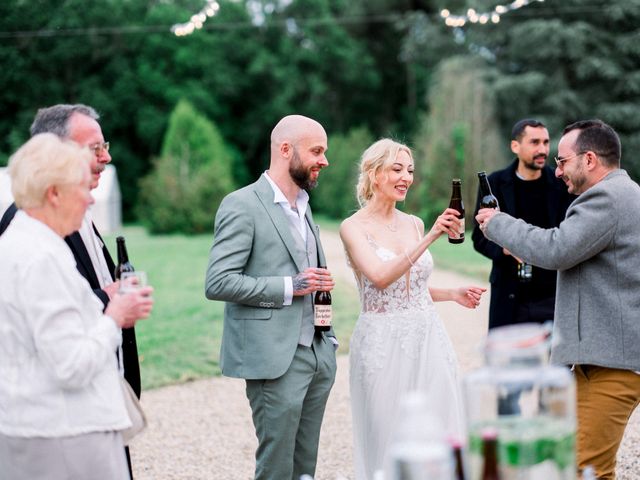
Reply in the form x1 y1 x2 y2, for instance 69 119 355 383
480 427 498 440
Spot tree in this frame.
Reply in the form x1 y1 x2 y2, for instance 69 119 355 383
410 56 505 224
137 100 237 234
463 0 640 178
311 126 374 219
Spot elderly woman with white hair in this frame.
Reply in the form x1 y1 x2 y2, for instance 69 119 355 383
0 133 153 479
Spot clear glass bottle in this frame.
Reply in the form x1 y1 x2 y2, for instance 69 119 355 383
463 323 576 480
386 392 455 480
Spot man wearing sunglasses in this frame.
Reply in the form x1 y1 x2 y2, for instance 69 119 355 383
476 119 640 479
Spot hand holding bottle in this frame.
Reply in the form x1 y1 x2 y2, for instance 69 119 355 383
475 208 499 232
292 267 334 296
448 179 465 244
429 208 463 240
109 235 154 327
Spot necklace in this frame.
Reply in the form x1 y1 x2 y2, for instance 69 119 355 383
362 207 399 232
385 212 399 232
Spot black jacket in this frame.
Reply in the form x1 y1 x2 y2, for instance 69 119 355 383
0 203 141 397
472 160 574 329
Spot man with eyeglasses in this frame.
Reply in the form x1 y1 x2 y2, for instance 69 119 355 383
472 119 573 333
476 119 640 479
0 104 146 479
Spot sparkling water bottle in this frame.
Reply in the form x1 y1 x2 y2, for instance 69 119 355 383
463 323 576 480
386 392 455 480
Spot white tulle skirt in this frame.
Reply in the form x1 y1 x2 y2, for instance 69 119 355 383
349 307 465 480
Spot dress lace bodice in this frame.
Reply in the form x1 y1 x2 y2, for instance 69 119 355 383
352 235 435 314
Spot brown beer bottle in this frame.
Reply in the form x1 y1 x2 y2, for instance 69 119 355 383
481 429 501 480
114 236 135 280
477 171 499 209
451 438 467 480
314 265 331 332
448 179 465 244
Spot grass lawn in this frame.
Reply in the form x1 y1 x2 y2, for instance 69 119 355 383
428 234 491 281
104 225 362 390
105 222 489 390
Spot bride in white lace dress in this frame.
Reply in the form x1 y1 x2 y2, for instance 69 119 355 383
340 139 486 480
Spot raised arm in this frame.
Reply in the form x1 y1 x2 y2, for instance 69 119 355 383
482 185 617 271
340 210 460 290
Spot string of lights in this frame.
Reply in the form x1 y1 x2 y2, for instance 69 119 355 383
0 3 612 40
440 0 545 28
171 0 221 37
170 0 545 36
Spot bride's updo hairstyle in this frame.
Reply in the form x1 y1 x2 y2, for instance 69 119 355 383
356 138 413 207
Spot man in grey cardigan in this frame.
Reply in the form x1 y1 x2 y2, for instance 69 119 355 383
476 119 640 479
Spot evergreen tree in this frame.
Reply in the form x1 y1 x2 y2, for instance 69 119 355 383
410 56 505 224
137 100 237 233
311 126 374 219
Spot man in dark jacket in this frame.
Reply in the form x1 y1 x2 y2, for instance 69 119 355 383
472 119 574 329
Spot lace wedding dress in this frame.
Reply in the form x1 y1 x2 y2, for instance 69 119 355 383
348 234 465 480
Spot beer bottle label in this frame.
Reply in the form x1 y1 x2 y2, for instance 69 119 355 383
314 305 332 327
449 218 465 239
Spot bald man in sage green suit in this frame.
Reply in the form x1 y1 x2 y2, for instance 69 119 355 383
205 115 337 480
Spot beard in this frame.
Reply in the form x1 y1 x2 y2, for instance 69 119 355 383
289 148 318 191
566 162 587 194
522 154 546 171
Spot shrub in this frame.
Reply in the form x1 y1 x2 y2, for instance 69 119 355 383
138 100 237 233
311 126 374 220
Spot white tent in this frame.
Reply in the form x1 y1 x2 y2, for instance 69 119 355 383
90 164 122 233
0 168 11 217
0 164 122 233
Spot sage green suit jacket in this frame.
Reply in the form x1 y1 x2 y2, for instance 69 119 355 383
205 175 332 380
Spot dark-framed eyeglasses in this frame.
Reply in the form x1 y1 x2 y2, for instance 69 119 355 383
88 142 110 155
554 151 585 168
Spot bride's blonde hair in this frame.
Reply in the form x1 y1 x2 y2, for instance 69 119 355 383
356 138 413 207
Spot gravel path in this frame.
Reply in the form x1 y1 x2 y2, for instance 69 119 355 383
130 231 640 479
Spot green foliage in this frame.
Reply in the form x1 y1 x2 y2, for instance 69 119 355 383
0 0 445 211
311 127 374 219
462 0 640 178
1 0 640 217
410 56 506 225
137 100 237 234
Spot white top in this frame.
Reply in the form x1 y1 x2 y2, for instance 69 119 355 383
263 172 310 306
0 211 131 437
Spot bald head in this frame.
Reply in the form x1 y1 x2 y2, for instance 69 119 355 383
271 115 326 148
267 114 329 194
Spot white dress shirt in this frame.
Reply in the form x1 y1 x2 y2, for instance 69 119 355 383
77 209 113 289
263 172 310 306
0 211 131 437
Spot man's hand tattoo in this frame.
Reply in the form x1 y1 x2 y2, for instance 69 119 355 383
292 273 310 292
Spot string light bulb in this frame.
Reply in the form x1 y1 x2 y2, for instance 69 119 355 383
172 0 221 36
440 0 544 29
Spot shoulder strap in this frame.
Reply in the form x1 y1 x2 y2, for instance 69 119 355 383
410 215 422 240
